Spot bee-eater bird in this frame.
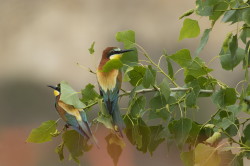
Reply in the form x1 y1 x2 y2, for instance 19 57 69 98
48 84 98 147
97 47 133 137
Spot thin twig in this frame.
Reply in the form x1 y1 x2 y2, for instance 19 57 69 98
76 63 96 74
134 43 179 87
83 101 98 109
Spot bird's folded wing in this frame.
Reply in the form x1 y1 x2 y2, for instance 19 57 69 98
58 101 82 121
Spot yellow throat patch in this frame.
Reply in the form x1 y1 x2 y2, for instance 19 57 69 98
109 54 122 60
53 90 60 96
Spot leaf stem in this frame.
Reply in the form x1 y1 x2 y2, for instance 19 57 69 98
221 129 248 148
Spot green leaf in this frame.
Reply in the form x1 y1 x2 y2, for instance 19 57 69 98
123 66 133 82
149 93 169 120
124 115 136 145
243 124 250 140
166 57 174 79
195 28 211 56
62 130 92 164
209 2 228 24
128 66 146 86
243 41 250 70
222 7 244 24
88 41 95 54
26 120 57 143
185 91 197 108
159 78 170 102
116 30 138 65
196 0 219 16
133 126 142 149
116 30 135 49
242 8 250 26
129 96 146 118
179 18 200 40
124 116 151 153
186 122 201 145
136 118 151 153
212 88 237 107
60 81 86 109
102 59 123 73
181 151 194 166
179 9 195 19
120 49 138 66
220 48 245 70
240 25 250 44
55 143 64 161
222 10 237 23
222 32 233 53
81 83 99 105
142 65 156 88
194 143 221 166
96 113 113 130
168 118 192 149
105 133 125 166
185 79 200 108
169 49 192 68
148 125 165 156
216 117 235 131
229 35 238 57
184 57 213 78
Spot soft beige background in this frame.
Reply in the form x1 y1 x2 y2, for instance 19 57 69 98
0 0 246 166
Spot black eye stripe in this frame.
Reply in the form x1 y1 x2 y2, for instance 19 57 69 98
108 50 119 57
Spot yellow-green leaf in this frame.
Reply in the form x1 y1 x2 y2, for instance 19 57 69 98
168 118 192 149
60 81 86 109
116 30 135 49
55 143 64 161
195 143 221 166
88 41 95 54
169 49 192 68
179 18 200 40
181 151 194 166
26 120 57 143
105 133 125 166
63 130 92 164
102 59 123 73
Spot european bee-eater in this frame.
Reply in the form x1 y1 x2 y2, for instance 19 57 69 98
48 84 98 146
97 47 133 137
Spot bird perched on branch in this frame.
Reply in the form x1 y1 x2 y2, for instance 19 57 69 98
97 47 133 137
48 84 98 147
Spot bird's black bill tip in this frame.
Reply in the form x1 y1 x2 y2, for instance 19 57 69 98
119 49 134 54
47 85 57 90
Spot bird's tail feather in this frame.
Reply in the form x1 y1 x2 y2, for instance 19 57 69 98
112 105 125 137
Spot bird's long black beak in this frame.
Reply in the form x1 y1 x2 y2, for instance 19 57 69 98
47 85 57 90
118 49 134 54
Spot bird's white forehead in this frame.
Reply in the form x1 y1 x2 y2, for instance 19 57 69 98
113 48 121 51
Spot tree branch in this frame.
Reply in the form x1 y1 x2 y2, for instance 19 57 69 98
215 6 250 12
120 87 214 97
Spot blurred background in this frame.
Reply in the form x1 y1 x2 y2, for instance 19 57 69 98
0 0 246 166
